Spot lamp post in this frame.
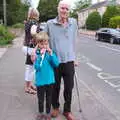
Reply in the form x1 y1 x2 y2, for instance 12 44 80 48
3 0 7 26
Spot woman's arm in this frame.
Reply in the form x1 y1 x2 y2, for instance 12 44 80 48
31 45 38 62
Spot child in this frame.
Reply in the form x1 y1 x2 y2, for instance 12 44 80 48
23 7 41 94
33 32 59 120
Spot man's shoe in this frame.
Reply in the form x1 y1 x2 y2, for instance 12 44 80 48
51 108 59 118
45 114 51 120
63 112 75 120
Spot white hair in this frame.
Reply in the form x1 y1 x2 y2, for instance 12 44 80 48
58 0 71 8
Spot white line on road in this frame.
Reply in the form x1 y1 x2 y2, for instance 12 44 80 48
86 62 102 71
98 45 120 53
76 77 120 119
104 80 120 88
97 72 120 80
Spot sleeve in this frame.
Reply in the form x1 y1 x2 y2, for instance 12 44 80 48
23 23 28 46
74 19 79 61
23 21 36 46
34 56 42 70
44 21 49 34
49 52 59 68
30 25 38 36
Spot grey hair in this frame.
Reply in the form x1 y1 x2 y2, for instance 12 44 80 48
58 0 70 8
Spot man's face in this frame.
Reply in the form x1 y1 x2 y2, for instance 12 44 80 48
58 3 69 19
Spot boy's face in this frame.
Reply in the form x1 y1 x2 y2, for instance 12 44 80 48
37 40 48 49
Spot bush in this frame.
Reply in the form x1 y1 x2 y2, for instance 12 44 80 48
109 16 120 28
86 11 101 30
12 23 24 28
0 25 15 45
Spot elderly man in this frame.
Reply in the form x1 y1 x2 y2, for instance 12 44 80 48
45 1 78 119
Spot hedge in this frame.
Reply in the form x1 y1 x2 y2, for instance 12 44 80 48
0 25 15 45
109 16 120 28
86 11 101 30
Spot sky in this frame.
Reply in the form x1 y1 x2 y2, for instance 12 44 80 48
69 0 98 8
26 0 99 9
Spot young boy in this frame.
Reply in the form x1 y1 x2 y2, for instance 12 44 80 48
33 32 59 120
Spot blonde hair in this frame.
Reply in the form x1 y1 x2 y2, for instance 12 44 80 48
35 32 49 43
27 7 39 21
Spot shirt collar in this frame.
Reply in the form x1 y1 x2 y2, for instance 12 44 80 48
53 17 72 25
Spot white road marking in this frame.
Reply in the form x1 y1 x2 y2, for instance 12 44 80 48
104 80 120 88
75 77 120 120
98 45 120 53
86 62 102 71
97 72 120 80
77 54 90 63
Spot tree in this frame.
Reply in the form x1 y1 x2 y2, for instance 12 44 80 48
70 0 91 19
109 16 120 28
86 11 101 30
0 0 29 26
102 5 120 27
7 0 29 25
38 0 59 22
0 1 3 23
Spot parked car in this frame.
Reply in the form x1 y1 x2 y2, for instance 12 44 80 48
95 28 120 44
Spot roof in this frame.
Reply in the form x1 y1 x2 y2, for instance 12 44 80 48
79 0 109 13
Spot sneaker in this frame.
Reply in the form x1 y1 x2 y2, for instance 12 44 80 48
51 108 59 117
63 112 75 120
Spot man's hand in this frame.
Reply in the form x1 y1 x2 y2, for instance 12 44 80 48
74 61 79 67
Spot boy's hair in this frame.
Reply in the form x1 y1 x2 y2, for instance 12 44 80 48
27 8 39 21
35 32 49 43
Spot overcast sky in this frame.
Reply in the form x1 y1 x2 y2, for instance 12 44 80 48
26 0 99 9
69 0 98 7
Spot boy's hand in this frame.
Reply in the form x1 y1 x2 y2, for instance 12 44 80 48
46 45 52 55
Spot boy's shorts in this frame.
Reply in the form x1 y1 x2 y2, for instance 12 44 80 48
25 65 34 81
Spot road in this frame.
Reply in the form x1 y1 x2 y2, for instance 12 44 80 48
77 34 120 120
0 32 119 120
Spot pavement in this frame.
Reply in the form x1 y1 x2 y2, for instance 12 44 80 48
79 29 96 37
0 47 7 59
0 29 117 120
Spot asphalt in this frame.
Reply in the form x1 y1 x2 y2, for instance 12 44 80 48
0 31 117 120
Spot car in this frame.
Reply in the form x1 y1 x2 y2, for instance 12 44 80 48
95 28 120 44
40 22 46 30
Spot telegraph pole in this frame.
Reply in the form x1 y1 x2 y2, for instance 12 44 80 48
3 0 7 26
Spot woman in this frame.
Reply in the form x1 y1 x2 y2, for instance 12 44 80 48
23 7 41 94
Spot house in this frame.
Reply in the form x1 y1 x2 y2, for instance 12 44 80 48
77 0 120 28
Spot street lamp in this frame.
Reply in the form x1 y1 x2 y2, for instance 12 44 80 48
3 0 7 26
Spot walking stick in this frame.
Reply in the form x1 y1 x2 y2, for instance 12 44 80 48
74 72 82 112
